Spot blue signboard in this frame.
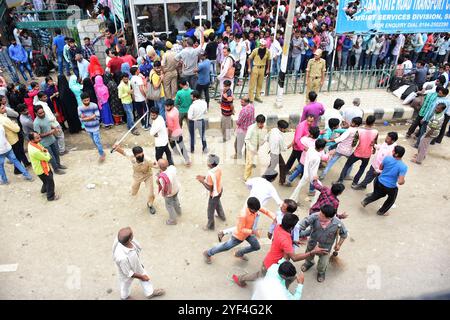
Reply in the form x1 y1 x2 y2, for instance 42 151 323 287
336 0 450 34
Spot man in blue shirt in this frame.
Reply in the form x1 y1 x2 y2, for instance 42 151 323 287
52 28 69 76
8 39 34 81
341 34 353 71
195 52 211 108
361 146 407 216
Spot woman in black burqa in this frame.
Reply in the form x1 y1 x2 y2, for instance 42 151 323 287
82 77 98 105
57 75 82 134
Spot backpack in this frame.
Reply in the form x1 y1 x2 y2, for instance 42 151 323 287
225 56 241 78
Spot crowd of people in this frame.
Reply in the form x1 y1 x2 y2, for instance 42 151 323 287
1 0 450 301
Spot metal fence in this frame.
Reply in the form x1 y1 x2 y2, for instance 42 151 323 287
211 67 395 99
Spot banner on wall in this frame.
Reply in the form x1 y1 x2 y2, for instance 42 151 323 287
336 0 450 34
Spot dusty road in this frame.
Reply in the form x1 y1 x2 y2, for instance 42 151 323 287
1 123 449 300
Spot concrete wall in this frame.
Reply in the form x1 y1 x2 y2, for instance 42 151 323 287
77 19 107 67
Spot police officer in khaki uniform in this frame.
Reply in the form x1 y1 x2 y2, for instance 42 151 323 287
247 39 271 103
305 49 326 102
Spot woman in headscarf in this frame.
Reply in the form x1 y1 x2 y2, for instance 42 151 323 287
120 62 131 78
88 55 105 80
94 75 114 128
104 73 124 125
69 75 83 107
82 78 98 105
57 75 82 134
44 76 65 127
138 47 146 59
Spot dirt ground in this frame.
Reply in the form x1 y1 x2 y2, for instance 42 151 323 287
1 123 450 300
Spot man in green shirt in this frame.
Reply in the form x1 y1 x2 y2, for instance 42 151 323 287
174 78 193 128
28 131 59 201
406 86 441 138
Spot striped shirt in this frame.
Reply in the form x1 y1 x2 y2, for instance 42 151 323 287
221 89 234 116
77 103 100 133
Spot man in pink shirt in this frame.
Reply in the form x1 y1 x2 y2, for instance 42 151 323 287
233 97 255 159
336 115 378 186
301 91 325 126
285 114 315 173
165 99 191 166
353 132 398 190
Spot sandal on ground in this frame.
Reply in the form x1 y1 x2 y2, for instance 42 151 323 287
232 274 246 287
410 159 421 164
317 273 326 282
166 219 177 225
301 262 314 272
147 288 165 299
203 250 212 264
217 231 224 242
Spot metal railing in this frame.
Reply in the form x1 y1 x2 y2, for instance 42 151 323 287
211 66 395 99
15 8 88 29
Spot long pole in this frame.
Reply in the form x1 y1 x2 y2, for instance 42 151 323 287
231 0 234 33
110 111 149 153
129 0 139 56
275 0 295 108
198 0 203 28
331 35 338 71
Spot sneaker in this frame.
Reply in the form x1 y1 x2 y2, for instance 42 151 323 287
202 226 214 231
234 252 248 261
147 288 165 299
203 250 212 264
254 97 263 103
143 126 151 131
50 194 61 201
0 180 9 185
24 176 34 182
284 181 292 187
202 148 209 154
54 169 66 175
319 175 325 181
131 130 140 136
352 184 366 190
351 183 358 189
361 199 368 208
59 164 68 170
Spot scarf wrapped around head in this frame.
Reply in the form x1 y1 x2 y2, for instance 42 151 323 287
120 62 131 77
158 172 172 197
138 47 146 58
94 75 109 106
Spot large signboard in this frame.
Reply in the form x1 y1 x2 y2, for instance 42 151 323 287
336 0 450 34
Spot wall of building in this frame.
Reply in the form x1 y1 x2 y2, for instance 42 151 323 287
77 19 108 67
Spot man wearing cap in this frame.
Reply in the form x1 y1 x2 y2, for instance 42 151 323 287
247 39 271 103
305 49 326 103
161 41 178 100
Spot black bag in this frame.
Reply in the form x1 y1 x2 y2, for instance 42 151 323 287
401 84 418 100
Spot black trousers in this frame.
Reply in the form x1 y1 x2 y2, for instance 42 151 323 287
155 144 174 166
285 149 302 173
133 101 148 127
358 165 378 187
364 178 398 214
12 139 30 174
338 153 370 184
407 114 423 137
432 114 450 143
196 83 210 106
38 171 56 201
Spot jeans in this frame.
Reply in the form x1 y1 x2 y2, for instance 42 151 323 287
12 140 31 173
321 152 352 178
122 103 135 130
46 141 61 170
57 52 70 76
155 144 174 165
133 101 148 128
341 50 350 70
338 154 370 184
169 135 190 163
363 178 398 214
38 171 56 201
88 131 105 156
17 61 33 81
207 235 261 257
371 54 379 69
196 83 210 107
292 55 302 75
271 57 280 75
287 163 314 192
285 149 302 172
188 119 207 152
153 98 166 122
4 64 20 83
0 149 32 183
183 74 198 89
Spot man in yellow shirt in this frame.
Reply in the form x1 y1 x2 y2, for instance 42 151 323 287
117 73 139 136
149 60 166 121
203 197 276 263
28 131 59 201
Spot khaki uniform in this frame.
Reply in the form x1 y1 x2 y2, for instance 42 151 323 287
161 50 179 99
129 156 155 206
305 58 326 102
248 48 270 101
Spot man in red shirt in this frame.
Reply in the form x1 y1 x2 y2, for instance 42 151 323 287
233 213 327 287
107 50 124 75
